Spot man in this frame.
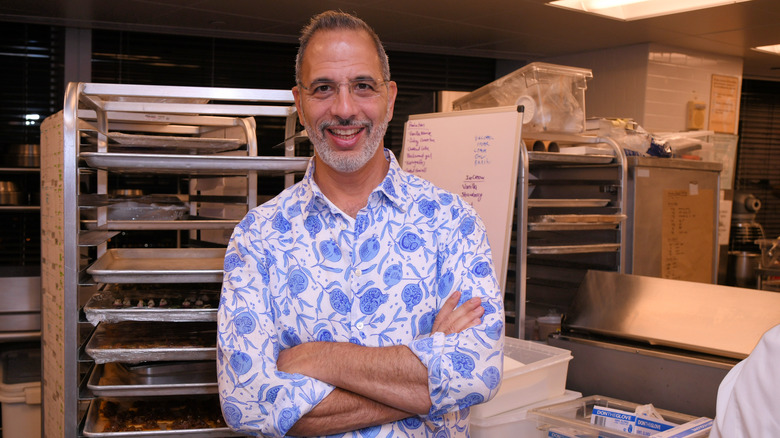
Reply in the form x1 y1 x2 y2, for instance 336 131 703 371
217 10 504 437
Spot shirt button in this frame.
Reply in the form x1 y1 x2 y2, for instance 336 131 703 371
340 223 347 230
354 268 362 276
356 322 364 330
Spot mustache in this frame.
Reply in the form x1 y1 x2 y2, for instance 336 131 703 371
319 118 372 132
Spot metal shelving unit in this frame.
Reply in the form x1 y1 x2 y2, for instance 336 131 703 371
513 133 627 338
41 83 306 437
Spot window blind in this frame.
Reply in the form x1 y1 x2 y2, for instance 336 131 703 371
735 79 780 240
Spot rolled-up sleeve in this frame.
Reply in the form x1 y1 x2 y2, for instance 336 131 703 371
217 213 335 437
408 210 505 425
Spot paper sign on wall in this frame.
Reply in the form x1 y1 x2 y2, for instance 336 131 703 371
708 74 740 134
662 188 715 283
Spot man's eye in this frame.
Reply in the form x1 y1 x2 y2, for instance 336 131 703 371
313 84 334 94
354 82 375 92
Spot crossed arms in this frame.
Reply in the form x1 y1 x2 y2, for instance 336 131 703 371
277 291 485 436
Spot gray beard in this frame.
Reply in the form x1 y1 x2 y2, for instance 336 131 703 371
309 112 391 173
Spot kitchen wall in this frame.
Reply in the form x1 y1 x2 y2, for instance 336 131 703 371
541 43 744 134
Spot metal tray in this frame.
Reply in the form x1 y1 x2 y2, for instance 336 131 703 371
87 248 225 283
527 198 610 208
108 132 243 153
528 151 614 164
82 218 239 231
84 284 220 325
87 361 217 397
527 243 621 255
528 214 626 231
85 321 216 364
82 152 309 175
83 395 240 437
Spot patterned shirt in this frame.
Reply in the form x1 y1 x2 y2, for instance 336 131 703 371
218 149 504 437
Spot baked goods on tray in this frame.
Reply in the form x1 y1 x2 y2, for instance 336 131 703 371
85 395 231 434
85 321 217 364
84 283 220 324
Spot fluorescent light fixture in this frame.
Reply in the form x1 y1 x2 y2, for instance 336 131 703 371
24 114 40 126
752 44 780 56
548 0 752 21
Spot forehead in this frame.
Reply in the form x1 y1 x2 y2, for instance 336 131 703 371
301 29 382 80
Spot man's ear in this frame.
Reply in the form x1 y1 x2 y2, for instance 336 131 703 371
292 85 305 125
386 80 398 120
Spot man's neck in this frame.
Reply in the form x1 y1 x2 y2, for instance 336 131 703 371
313 148 390 218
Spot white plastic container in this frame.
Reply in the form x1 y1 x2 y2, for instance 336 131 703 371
453 62 593 133
470 337 573 419
529 395 710 437
470 390 582 438
0 345 42 438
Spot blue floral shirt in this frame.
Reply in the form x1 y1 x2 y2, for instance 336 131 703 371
218 149 504 437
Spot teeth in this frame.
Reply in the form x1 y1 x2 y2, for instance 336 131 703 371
329 127 361 137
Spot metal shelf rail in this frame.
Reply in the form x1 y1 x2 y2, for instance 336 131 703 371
514 133 627 339
41 82 303 437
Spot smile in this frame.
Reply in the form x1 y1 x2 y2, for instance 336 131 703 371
326 126 365 139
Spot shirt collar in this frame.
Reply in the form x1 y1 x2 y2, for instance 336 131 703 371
301 149 410 215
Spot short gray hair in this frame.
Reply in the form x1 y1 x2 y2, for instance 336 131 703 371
295 10 390 84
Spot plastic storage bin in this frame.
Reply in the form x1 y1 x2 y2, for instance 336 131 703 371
470 337 573 419
0 344 42 438
529 395 710 437
453 62 593 133
470 390 581 438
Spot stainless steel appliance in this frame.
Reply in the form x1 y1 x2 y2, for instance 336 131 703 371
726 192 765 287
624 157 721 283
549 270 780 418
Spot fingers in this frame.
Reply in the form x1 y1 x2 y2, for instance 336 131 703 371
431 291 485 335
440 290 461 315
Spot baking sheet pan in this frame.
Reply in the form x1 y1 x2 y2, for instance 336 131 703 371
83 395 240 437
87 361 217 397
528 151 614 164
82 152 309 175
86 248 225 283
109 133 243 152
527 198 610 208
84 284 219 325
527 243 620 255
82 218 239 231
528 214 626 231
85 321 216 364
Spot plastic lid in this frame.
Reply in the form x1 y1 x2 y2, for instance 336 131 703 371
1 344 41 385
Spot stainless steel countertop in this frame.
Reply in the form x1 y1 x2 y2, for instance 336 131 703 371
565 270 780 359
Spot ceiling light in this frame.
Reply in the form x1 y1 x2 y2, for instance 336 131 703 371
752 44 780 56
548 0 752 21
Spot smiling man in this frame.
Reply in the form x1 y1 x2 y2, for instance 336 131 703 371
217 10 504 437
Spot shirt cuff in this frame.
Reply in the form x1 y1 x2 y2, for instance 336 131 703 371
408 331 452 426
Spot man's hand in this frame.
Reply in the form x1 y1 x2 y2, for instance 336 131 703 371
432 291 484 335
275 289 486 434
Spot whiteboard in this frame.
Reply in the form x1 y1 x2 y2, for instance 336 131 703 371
400 105 524 294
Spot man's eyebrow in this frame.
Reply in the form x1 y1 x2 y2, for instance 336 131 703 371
308 75 378 84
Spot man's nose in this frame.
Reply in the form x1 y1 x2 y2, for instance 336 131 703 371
330 83 360 118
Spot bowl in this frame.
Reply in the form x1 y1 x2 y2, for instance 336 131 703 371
0 181 22 205
4 144 40 167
